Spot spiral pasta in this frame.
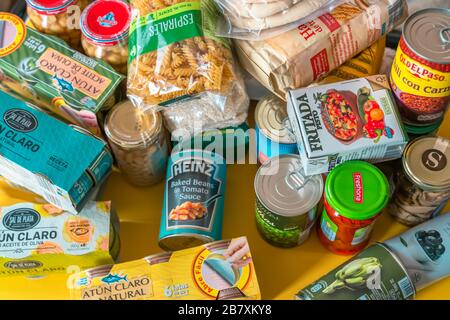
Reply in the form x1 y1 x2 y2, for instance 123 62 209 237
128 0 237 105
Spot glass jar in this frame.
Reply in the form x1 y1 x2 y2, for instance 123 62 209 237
104 100 169 187
404 120 442 141
388 136 450 226
80 0 131 74
318 161 390 255
26 0 88 49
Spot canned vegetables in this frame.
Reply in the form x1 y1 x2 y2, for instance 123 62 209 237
318 161 390 255
254 154 323 248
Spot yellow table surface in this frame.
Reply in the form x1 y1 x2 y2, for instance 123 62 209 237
1 104 450 300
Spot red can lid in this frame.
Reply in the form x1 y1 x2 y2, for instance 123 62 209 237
80 0 131 46
26 0 75 15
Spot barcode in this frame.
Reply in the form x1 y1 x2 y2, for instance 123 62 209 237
383 144 403 161
35 175 63 209
398 277 414 299
357 294 370 300
387 0 405 29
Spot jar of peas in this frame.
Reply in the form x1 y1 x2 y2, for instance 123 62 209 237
318 161 390 255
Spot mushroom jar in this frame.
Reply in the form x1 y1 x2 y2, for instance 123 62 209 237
26 0 88 49
80 0 131 74
388 136 450 226
104 100 169 187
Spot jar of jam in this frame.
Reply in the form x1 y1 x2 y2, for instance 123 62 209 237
80 0 131 74
26 0 89 49
318 160 390 255
388 136 450 226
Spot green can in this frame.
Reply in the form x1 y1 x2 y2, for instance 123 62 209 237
254 154 323 248
296 243 416 300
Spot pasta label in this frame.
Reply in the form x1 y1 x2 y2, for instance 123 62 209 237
129 1 203 62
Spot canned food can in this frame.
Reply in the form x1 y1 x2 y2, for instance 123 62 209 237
159 150 227 251
390 8 450 125
255 95 298 164
384 213 450 291
296 243 416 300
254 154 323 248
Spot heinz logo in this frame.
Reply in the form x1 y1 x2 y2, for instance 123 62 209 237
353 172 364 204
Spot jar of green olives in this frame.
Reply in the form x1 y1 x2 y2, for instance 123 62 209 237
254 155 323 248
26 0 89 49
80 0 131 74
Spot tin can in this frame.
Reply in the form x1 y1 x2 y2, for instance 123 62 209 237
80 0 131 74
388 136 450 226
104 100 169 187
296 243 416 300
159 150 227 251
255 95 298 164
318 161 390 255
384 213 450 292
254 154 323 248
390 8 450 126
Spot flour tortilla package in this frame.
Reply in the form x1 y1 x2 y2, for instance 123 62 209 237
127 0 249 136
214 0 347 40
234 0 408 99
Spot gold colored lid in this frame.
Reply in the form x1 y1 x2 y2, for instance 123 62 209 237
402 136 450 191
105 100 162 149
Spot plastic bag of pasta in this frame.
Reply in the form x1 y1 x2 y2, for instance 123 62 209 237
127 0 249 135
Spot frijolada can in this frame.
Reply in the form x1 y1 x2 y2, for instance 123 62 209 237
296 243 416 300
159 150 227 251
254 154 323 248
255 95 298 164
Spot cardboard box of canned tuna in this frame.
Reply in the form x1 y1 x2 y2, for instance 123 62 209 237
0 0 449 301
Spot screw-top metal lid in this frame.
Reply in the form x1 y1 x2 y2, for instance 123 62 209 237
402 136 450 192
254 154 323 217
104 100 163 149
402 8 450 66
26 0 75 14
255 95 296 144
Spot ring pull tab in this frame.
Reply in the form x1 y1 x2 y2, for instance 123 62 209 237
282 117 297 142
440 27 450 45
285 162 311 191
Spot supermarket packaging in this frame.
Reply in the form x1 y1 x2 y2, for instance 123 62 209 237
127 0 249 136
69 237 261 300
234 0 408 99
0 12 124 137
287 75 408 175
0 90 113 214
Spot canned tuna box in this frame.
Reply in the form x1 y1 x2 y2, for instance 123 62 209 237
287 75 409 175
384 213 450 291
0 90 113 214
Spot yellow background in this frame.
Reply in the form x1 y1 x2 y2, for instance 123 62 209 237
1 103 449 300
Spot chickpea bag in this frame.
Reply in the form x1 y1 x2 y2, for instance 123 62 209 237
127 0 249 135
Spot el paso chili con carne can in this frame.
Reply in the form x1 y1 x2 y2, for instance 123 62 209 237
390 8 450 126
318 161 390 255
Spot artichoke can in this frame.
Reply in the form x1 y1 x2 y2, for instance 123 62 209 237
296 243 416 300
254 155 323 248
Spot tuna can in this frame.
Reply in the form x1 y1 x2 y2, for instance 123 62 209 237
296 243 416 300
390 8 450 125
255 95 298 164
254 154 323 248
159 150 227 251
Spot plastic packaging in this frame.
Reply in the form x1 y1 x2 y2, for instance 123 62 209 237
26 0 89 49
105 100 169 187
127 0 249 136
214 0 345 40
80 0 131 74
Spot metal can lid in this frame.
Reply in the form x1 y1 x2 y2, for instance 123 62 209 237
105 100 163 149
26 0 75 14
402 8 450 65
80 0 131 46
402 136 450 191
255 95 296 144
325 161 390 221
254 154 323 217
404 119 442 136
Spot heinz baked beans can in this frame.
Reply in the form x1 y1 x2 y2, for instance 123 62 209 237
159 150 227 251
390 8 450 126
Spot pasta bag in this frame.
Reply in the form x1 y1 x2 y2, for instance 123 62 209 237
127 0 249 135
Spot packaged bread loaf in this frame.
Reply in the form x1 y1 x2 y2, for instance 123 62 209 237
127 0 249 135
234 0 408 99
